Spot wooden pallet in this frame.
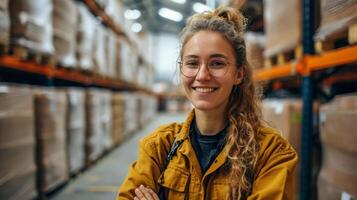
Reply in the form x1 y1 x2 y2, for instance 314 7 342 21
315 23 357 54
9 46 54 65
264 44 303 68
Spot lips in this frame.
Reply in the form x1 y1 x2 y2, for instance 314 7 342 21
192 87 218 93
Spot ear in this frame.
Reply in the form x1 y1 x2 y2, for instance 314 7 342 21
234 67 244 85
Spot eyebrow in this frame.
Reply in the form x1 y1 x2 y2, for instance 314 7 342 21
183 54 229 59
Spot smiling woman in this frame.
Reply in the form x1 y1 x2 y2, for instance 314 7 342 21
117 6 298 200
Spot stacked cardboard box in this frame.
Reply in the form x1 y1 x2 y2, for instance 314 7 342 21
34 89 68 194
9 0 54 54
106 30 117 79
86 89 112 163
66 88 85 174
245 32 265 70
315 0 357 42
0 0 9 46
52 0 78 68
262 99 302 198
263 0 301 58
112 93 125 145
93 25 108 77
0 85 37 200
318 94 357 199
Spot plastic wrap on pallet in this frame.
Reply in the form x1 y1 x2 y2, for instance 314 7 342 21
315 0 357 41
100 91 112 150
318 94 357 198
53 0 78 68
9 0 54 54
263 0 301 58
76 2 96 71
86 89 112 163
114 38 122 79
105 0 125 29
112 93 125 145
118 37 135 82
245 32 265 70
0 0 9 46
0 84 37 200
106 30 117 78
121 93 139 136
93 25 108 76
66 88 85 174
34 88 68 194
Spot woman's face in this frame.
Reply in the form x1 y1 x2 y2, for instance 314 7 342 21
180 30 243 113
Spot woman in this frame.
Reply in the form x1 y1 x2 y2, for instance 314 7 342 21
118 6 298 200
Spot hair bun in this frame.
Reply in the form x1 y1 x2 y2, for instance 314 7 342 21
214 6 246 33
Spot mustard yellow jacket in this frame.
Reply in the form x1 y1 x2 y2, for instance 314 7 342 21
117 111 298 200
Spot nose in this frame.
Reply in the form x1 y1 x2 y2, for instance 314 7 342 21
195 63 211 81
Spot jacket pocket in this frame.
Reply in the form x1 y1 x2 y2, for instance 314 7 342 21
158 166 190 199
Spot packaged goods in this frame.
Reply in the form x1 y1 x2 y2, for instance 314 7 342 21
9 0 54 54
245 32 265 70
0 84 37 200
315 0 357 41
319 94 357 198
53 0 78 68
93 25 107 76
34 88 68 194
76 2 96 71
112 93 125 145
263 0 301 58
86 89 112 163
66 88 86 174
0 0 9 46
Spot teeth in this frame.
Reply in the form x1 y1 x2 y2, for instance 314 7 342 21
195 87 215 93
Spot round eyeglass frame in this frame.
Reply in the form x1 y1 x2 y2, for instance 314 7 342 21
178 60 236 78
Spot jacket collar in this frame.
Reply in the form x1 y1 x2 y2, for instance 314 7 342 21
175 109 195 142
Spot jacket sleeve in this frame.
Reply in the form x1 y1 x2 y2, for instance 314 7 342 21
248 138 298 200
117 137 164 200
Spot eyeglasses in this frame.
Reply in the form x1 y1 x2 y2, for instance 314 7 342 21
178 59 234 78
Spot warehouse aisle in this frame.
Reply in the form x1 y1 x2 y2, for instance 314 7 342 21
51 112 187 200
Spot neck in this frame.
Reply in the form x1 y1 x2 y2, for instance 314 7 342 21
194 108 227 136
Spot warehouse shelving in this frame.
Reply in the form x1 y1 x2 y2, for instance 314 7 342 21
253 45 357 81
0 55 155 94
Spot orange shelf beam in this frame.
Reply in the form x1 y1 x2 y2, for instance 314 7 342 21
253 61 302 82
306 45 357 72
0 55 52 77
53 68 93 84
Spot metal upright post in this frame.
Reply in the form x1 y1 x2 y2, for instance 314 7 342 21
300 0 315 199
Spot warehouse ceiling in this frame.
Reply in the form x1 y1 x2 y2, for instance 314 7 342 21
121 0 263 34
122 0 215 34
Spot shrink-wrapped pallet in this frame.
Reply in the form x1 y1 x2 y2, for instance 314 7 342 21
86 89 112 163
53 0 78 68
106 30 117 78
0 85 37 200
0 0 9 46
121 93 139 137
100 91 112 150
93 25 107 77
112 93 125 145
105 0 125 29
263 0 301 58
76 2 96 71
318 94 357 199
34 88 68 194
9 0 54 54
245 32 265 70
118 37 135 82
315 0 357 42
114 38 122 79
66 88 85 174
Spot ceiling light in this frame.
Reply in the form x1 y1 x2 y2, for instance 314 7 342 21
170 0 186 4
131 23 142 33
124 9 141 20
158 8 183 22
193 3 211 13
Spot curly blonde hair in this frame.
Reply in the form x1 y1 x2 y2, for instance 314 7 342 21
179 6 263 199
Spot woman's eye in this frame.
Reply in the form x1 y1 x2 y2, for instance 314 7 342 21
210 61 226 67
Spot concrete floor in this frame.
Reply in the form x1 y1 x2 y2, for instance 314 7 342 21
51 112 187 200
